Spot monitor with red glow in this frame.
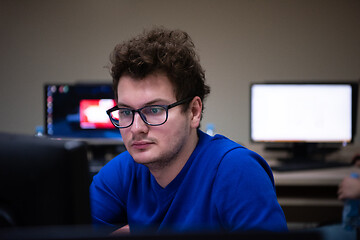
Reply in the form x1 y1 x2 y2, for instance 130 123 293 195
44 83 121 140
79 99 116 129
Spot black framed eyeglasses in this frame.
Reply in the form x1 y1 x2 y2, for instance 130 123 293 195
106 97 194 129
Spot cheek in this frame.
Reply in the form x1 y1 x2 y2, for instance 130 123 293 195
160 116 190 142
119 129 131 146
119 129 126 138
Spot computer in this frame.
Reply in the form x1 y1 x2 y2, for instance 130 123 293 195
0 132 91 227
44 83 121 141
250 82 358 171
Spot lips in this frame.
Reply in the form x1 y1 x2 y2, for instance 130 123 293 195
131 141 153 150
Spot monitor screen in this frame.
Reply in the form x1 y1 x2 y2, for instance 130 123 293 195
0 132 91 227
45 83 121 140
250 83 357 144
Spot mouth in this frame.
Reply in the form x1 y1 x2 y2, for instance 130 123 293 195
131 141 154 150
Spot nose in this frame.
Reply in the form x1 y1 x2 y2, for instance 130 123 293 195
130 112 149 134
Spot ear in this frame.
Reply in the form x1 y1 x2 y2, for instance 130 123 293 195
189 96 202 129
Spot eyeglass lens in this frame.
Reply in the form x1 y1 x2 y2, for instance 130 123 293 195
110 105 168 127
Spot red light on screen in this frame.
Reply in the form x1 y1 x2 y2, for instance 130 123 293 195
79 99 116 129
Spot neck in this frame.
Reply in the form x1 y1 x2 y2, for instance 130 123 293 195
149 131 199 188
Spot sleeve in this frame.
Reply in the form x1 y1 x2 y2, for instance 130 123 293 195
89 154 131 228
212 148 288 232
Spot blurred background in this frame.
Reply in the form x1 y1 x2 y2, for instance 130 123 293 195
1 0 360 145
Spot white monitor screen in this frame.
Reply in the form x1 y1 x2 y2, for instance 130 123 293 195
250 83 353 143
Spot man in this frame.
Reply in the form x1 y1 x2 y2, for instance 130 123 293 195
90 27 287 233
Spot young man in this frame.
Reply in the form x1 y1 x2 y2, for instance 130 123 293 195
90 27 287 233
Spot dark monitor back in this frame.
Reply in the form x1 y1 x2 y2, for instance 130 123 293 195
0 132 91 227
0 227 323 240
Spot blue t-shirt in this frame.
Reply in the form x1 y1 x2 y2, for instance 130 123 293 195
90 131 287 233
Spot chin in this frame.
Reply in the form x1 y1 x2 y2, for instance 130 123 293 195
130 151 156 165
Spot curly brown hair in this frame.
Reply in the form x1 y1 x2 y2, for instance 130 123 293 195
109 27 210 111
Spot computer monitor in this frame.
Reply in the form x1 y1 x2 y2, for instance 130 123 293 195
44 83 121 141
0 132 91 227
250 82 358 162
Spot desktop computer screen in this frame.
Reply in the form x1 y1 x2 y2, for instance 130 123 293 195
44 83 121 140
250 82 357 144
250 82 358 170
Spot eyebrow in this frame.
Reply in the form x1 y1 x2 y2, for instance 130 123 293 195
117 98 171 108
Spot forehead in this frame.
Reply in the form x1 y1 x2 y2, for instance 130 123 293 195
117 73 176 106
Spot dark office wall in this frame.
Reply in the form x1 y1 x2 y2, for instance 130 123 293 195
1 0 360 145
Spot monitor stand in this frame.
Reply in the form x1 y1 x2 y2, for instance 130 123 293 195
268 143 350 172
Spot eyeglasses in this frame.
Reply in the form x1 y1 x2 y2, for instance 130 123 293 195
106 97 193 129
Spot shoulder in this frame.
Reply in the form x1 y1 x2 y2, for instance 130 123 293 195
196 131 274 185
207 136 287 232
207 133 265 165
197 131 245 158
207 133 274 185
220 147 274 184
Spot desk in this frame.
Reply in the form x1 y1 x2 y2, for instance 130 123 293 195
273 166 360 227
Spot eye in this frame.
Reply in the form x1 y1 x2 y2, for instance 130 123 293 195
119 109 132 117
143 106 165 115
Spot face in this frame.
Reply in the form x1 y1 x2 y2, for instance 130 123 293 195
117 73 200 169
